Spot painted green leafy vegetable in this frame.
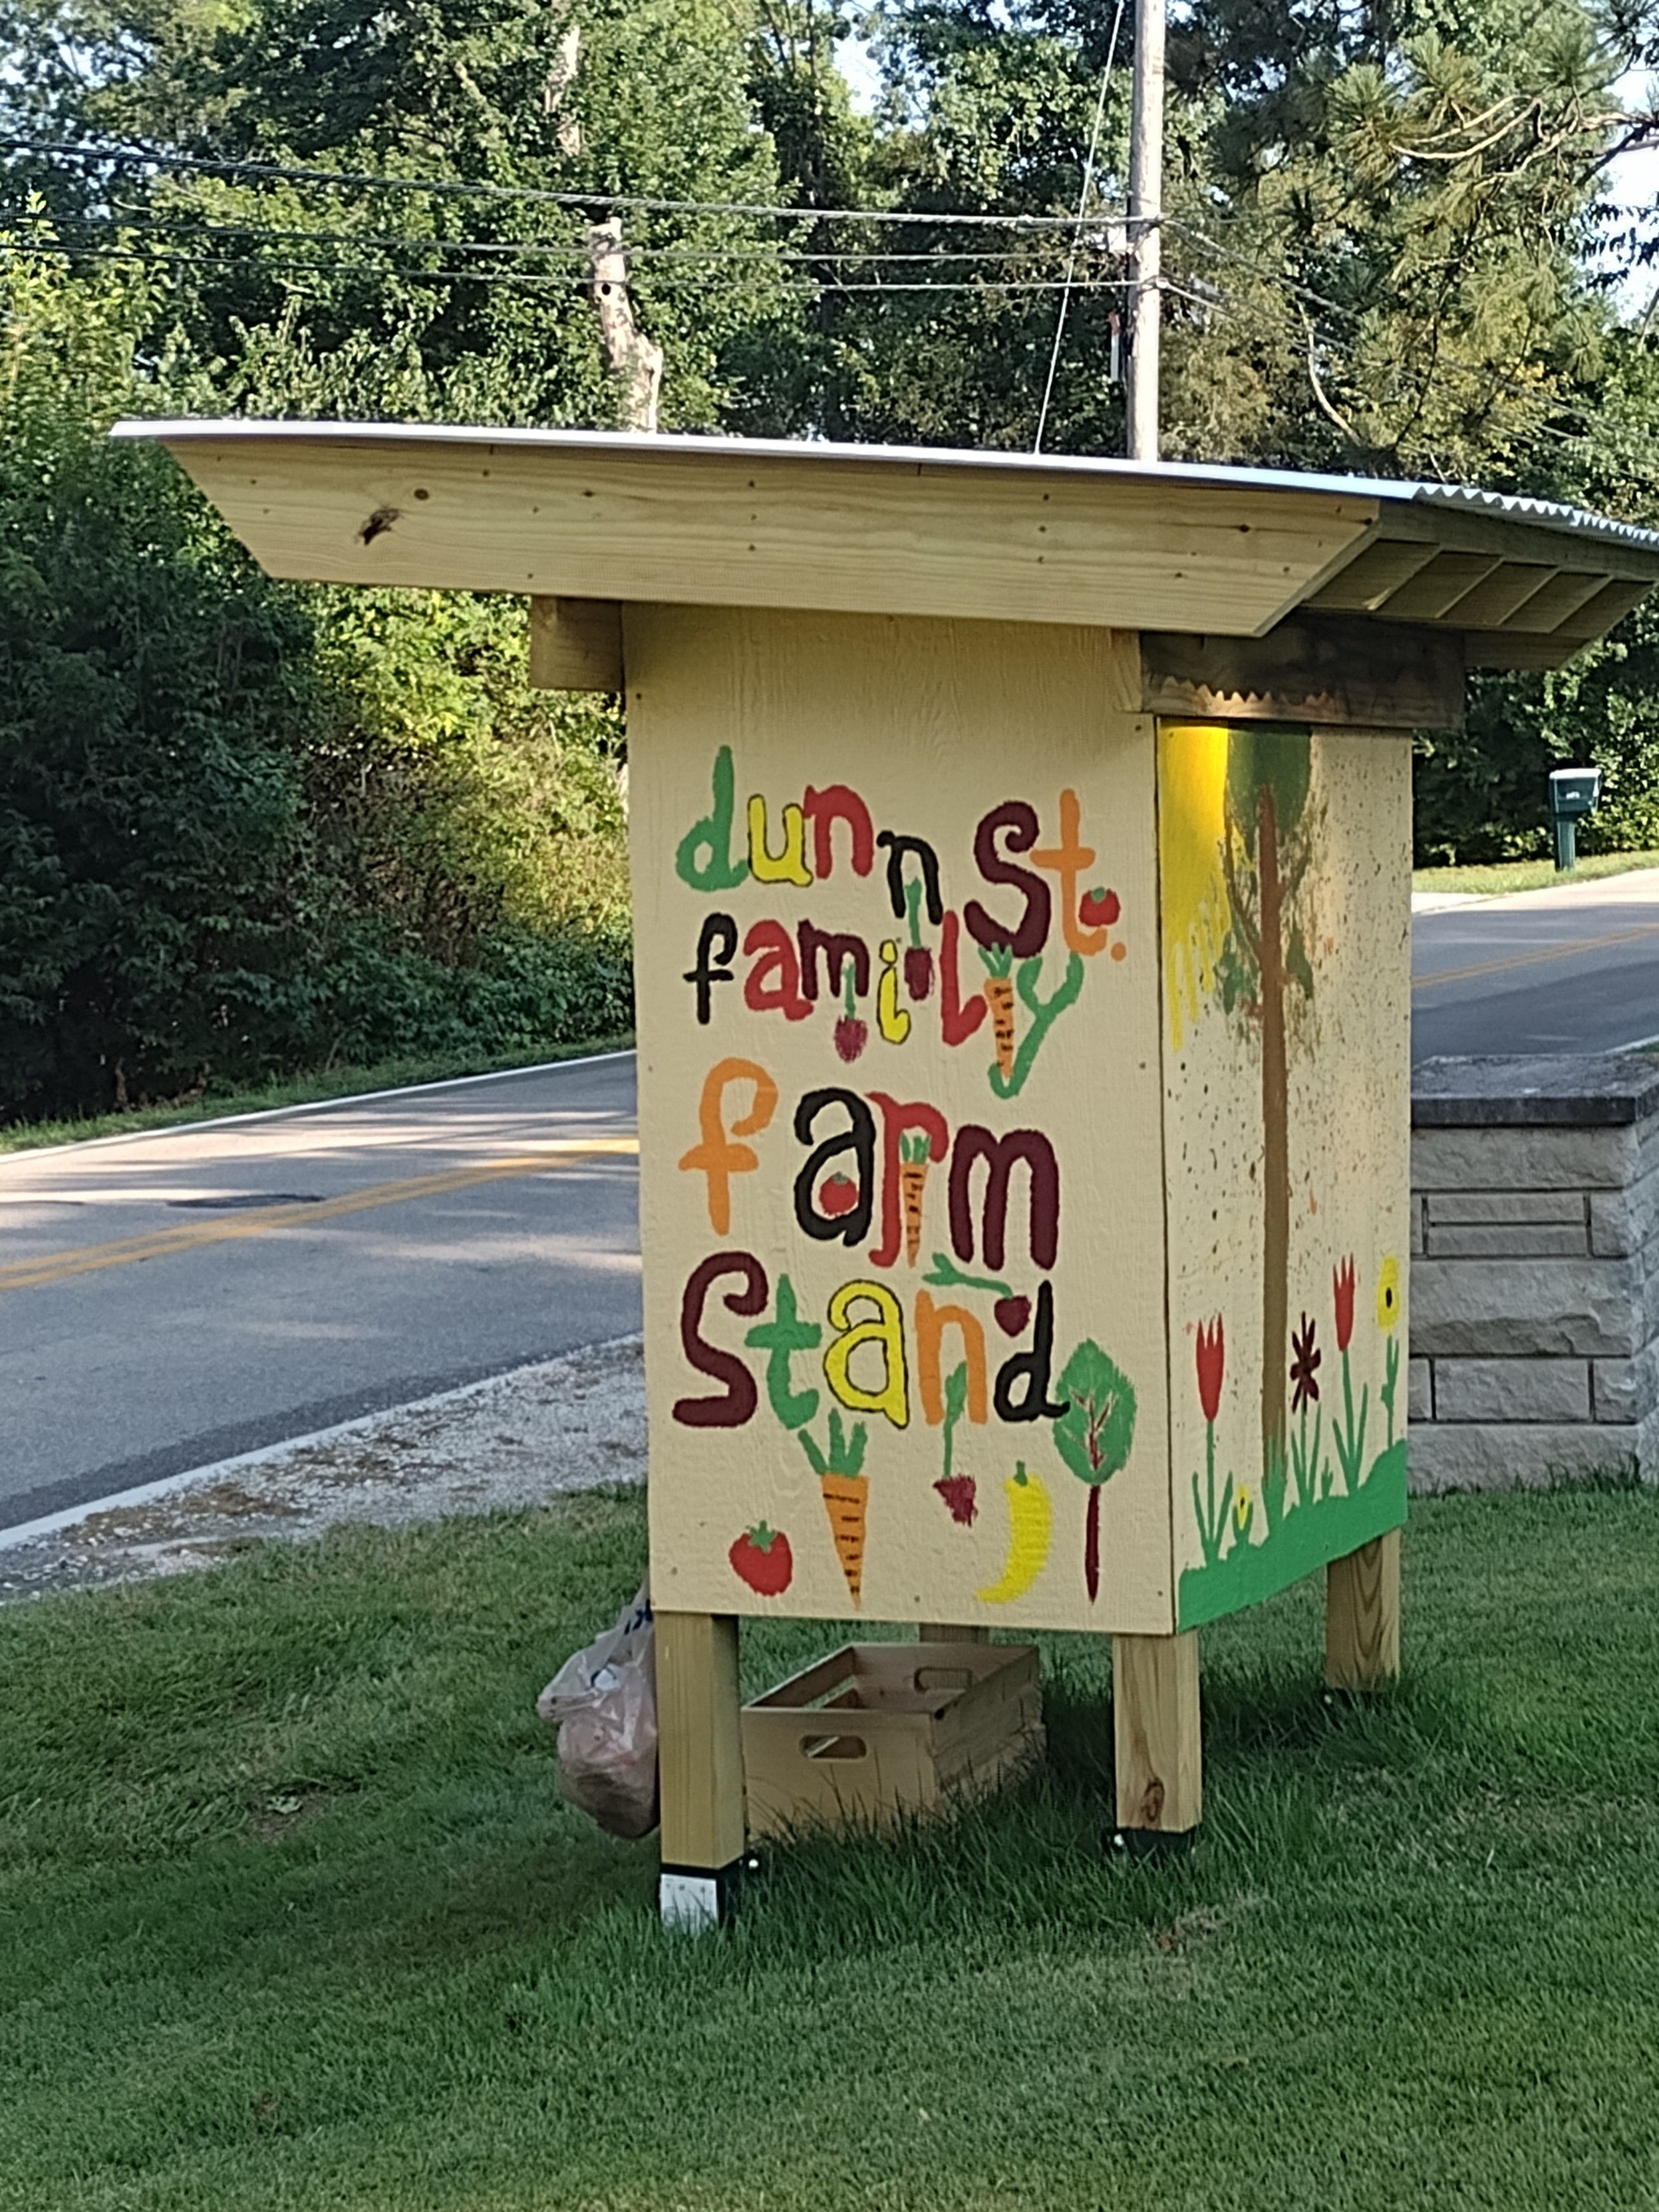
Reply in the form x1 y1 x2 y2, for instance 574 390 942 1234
1052 1339 1137 1604
798 1408 867 1480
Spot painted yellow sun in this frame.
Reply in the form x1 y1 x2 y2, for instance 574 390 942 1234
1157 722 1232 1053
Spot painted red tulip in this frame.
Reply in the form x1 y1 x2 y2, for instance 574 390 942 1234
905 946 935 1001
1333 1256 1356 1353
1195 1316 1225 1424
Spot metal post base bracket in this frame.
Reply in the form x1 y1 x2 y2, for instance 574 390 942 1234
659 1861 745 1933
1106 1825 1195 1864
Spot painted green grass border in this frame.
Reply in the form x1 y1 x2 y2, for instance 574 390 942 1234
1412 850 1659 897
1 1482 1656 2211
0 1033 635 1157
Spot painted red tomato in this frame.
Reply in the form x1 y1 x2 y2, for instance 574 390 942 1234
729 1523 794 1596
818 1172 859 1218
1079 885 1121 931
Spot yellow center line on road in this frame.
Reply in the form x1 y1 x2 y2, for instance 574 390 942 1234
1413 919 1659 993
0 1135 639 1296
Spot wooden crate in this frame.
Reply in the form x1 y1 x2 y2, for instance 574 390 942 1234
742 1642 1043 1839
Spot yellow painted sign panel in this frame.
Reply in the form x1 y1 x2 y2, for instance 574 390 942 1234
629 609 1410 1635
631 607 1173 1633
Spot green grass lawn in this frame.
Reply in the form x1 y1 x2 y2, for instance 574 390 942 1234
1412 850 1659 897
0 1035 635 1157
3 1485 1657 2211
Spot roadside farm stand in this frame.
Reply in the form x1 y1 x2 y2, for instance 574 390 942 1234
118 420 1659 1927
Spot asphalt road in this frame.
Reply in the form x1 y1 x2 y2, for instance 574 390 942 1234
0 1053 639 1529
7 873 1658 1535
1412 868 1659 1062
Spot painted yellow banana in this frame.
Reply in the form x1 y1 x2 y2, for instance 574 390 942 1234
977 1463 1052 1604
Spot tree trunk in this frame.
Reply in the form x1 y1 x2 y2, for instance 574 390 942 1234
1257 779 1288 1473
1085 1482 1102 1603
543 19 582 154
587 217 663 432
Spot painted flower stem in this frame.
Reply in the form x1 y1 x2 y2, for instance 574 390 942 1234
1382 1333 1400 1450
1191 1418 1235 1569
1332 1345 1369 1494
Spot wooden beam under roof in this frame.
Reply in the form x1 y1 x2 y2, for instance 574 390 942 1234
1467 577 1654 667
1500 571 1612 633
1436 561 1559 631
1302 540 1441 613
1141 616 1463 729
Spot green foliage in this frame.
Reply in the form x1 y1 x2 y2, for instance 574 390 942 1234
798 1405 867 1477
0 241 631 1123
1417 600 1659 864
1225 726 1312 859
4 0 1659 967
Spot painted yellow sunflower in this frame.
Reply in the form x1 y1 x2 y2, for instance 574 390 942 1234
1376 1255 1402 1333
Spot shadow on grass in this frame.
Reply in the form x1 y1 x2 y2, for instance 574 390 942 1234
716 1643 1493 1969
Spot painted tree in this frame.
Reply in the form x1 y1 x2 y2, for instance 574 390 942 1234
1213 730 1318 1473
1053 1339 1136 1605
1159 722 1319 1482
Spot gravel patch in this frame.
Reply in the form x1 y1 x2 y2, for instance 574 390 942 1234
0 1335 647 1603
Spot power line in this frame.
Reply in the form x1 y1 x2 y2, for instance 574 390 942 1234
31 209 1122 267
0 134 1124 232
7 235 1136 294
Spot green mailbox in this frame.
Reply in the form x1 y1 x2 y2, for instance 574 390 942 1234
1549 764 1602 871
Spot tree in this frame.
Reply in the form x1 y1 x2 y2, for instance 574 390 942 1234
0 241 323 1115
1 0 808 432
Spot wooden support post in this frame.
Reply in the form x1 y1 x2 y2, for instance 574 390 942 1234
528 595 623 691
1325 1528 1401 1691
655 1610 745 1931
1112 1631 1201 1842
919 1624 990 1643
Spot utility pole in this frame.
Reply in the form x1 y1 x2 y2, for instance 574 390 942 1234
1126 0 1164 462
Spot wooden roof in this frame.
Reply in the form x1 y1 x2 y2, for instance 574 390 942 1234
113 419 1659 669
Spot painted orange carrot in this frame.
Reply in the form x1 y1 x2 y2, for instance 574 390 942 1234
899 1130 930 1266
819 1473 869 1605
799 1410 870 1607
980 943 1016 1083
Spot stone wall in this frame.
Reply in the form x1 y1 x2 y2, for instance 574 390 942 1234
1408 1055 1659 1489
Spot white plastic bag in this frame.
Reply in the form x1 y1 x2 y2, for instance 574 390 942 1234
537 1585 659 1840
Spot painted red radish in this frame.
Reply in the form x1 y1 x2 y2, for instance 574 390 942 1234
933 1474 978 1527
833 965 867 1061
